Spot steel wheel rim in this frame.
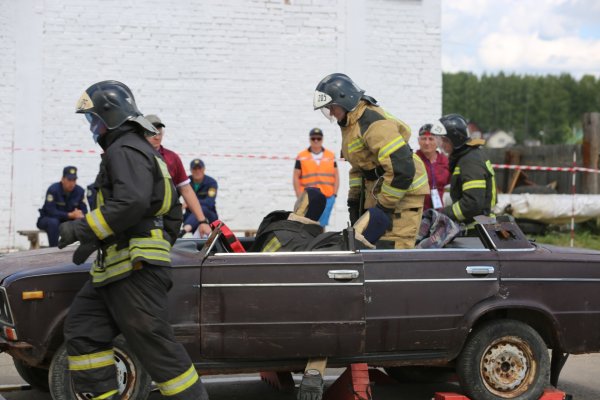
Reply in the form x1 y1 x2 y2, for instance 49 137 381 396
479 335 537 398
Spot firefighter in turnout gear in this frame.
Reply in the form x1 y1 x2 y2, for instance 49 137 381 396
250 187 326 253
430 113 497 230
313 73 429 249
58 81 209 400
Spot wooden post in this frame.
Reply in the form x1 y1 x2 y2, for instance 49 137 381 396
582 112 600 194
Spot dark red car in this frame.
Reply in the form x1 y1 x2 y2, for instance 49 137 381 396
1 219 599 400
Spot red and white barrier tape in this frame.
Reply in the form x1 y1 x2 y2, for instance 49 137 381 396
4 146 600 174
492 164 600 173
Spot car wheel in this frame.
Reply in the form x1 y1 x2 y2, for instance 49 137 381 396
13 358 50 392
48 336 152 400
384 366 455 383
457 319 550 400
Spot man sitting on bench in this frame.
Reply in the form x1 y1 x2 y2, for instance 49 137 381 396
37 166 87 247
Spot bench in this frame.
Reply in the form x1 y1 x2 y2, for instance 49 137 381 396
17 230 44 250
231 229 257 237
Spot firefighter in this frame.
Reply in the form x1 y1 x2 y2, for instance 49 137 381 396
250 187 326 253
58 81 208 399
430 113 497 231
313 73 429 249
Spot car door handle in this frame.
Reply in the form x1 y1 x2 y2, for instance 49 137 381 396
466 266 495 275
328 270 359 280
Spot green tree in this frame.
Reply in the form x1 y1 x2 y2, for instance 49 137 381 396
442 72 599 145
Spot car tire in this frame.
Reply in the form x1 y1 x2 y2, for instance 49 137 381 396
48 336 152 400
457 319 550 400
13 358 50 392
384 366 455 383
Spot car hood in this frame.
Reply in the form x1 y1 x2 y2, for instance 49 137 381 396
0 246 82 283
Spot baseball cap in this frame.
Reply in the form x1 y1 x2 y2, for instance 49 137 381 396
190 158 205 169
63 166 78 180
309 127 323 137
145 114 165 128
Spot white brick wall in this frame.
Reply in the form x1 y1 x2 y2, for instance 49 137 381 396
0 1 17 249
0 0 441 250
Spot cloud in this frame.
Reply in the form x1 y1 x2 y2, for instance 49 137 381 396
442 0 600 77
479 33 600 75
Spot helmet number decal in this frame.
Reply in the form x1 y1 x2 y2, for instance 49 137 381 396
313 91 333 109
430 121 447 136
76 92 94 111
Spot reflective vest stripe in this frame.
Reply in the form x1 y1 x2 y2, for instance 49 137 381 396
68 350 114 371
86 209 114 239
486 160 497 207
349 177 361 188
453 167 461 175
129 230 171 264
381 182 407 199
408 169 429 192
262 236 282 252
92 257 133 285
452 202 465 221
377 136 406 161
301 172 336 179
348 138 365 153
156 157 173 216
382 109 411 133
462 180 487 191
103 248 130 269
298 149 336 197
300 180 335 187
91 230 172 285
92 390 119 400
156 365 200 397
408 155 429 192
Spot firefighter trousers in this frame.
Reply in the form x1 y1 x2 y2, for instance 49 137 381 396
364 180 425 249
64 264 208 400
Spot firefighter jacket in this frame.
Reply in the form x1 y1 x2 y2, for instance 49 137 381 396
77 127 181 287
295 148 337 197
341 101 429 210
250 211 324 252
443 140 497 224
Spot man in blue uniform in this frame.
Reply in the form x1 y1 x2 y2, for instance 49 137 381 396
37 166 87 247
182 158 219 233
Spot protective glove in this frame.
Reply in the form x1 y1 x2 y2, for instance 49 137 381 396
72 241 99 265
347 198 361 225
297 369 324 400
59 220 100 265
58 221 79 249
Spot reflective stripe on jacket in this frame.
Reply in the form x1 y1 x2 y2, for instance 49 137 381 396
84 130 181 286
296 148 337 197
341 101 429 209
443 143 497 223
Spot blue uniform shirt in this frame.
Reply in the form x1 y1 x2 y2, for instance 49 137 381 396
39 182 88 222
188 174 218 222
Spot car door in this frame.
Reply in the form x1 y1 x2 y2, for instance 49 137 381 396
363 246 500 354
200 250 365 359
